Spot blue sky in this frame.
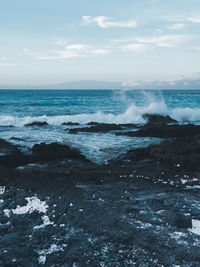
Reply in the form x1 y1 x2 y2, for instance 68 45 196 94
1 0 200 86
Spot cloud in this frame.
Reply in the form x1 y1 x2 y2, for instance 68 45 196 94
0 57 11 66
120 43 148 52
188 17 200 23
0 63 12 67
135 34 189 47
0 57 8 61
82 16 137 28
113 34 189 51
24 44 110 60
53 39 69 46
167 23 185 30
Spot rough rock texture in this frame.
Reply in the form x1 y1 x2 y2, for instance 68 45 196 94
143 113 177 126
31 142 88 163
67 123 123 134
62 122 80 126
1 121 200 265
117 124 200 138
124 134 200 171
24 121 48 127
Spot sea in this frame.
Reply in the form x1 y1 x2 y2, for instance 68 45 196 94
1 89 200 163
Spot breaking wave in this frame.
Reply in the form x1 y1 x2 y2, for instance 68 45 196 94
1 101 200 127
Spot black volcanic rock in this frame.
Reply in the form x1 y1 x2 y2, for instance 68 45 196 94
0 125 14 128
62 122 80 126
10 137 25 141
87 122 99 125
119 123 141 128
0 138 11 147
24 121 48 127
143 114 177 126
31 142 87 162
87 122 140 128
167 211 192 228
67 123 123 134
116 124 200 138
0 139 28 167
124 134 200 171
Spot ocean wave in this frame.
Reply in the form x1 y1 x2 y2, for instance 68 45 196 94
0 101 200 126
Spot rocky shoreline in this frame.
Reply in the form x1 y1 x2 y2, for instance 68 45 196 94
1 114 200 266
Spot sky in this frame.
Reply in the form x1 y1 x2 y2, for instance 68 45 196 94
1 0 200 86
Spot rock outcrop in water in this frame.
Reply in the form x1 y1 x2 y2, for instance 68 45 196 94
122 134 200 171
143 113 177 126
117 123 200 138
62 122 80 126
0 141 88 167
24 121 48 127
67 123 123 134
67 122 140 134
31 142 88 163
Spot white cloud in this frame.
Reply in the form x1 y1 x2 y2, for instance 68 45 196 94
82 16 137 28
112 34 189 48
0 63 11 67
0 57 8 61
53 39 69 46
120 43 148 52
167 23 185 30
122 81 141 87
188 17 200 23
25 43 110 60
0 57 11 66
135 34 189 47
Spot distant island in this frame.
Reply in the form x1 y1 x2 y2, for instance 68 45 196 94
1 79 200 90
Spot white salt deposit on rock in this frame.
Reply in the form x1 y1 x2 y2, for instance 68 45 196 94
0 186 5 195
189 219 200 235
12 196 48 214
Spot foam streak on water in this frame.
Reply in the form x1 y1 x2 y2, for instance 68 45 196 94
0 102 200 127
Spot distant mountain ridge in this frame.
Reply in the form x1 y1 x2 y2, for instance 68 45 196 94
0 79 200 90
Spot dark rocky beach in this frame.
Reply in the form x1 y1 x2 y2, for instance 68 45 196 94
1 114 200 266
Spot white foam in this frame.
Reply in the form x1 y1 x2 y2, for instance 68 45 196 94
1 99 200 126
0 101 168 126
170 108 200 122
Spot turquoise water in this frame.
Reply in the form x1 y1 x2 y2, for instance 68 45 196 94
1 89 200 162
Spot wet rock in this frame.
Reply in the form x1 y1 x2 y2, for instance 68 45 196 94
143 114 177 126
87 122 140 128
0 125 14 128
123 134 200 171
87 122 99 125
31 142 87 162
24 121 48 127
62 122 80 126
0 150 28 167
67 123 122 134
119 123 141 128
167 211 192 228
10 137 25 141
0 138 13 147
117 124 200 138
0 139 29 167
